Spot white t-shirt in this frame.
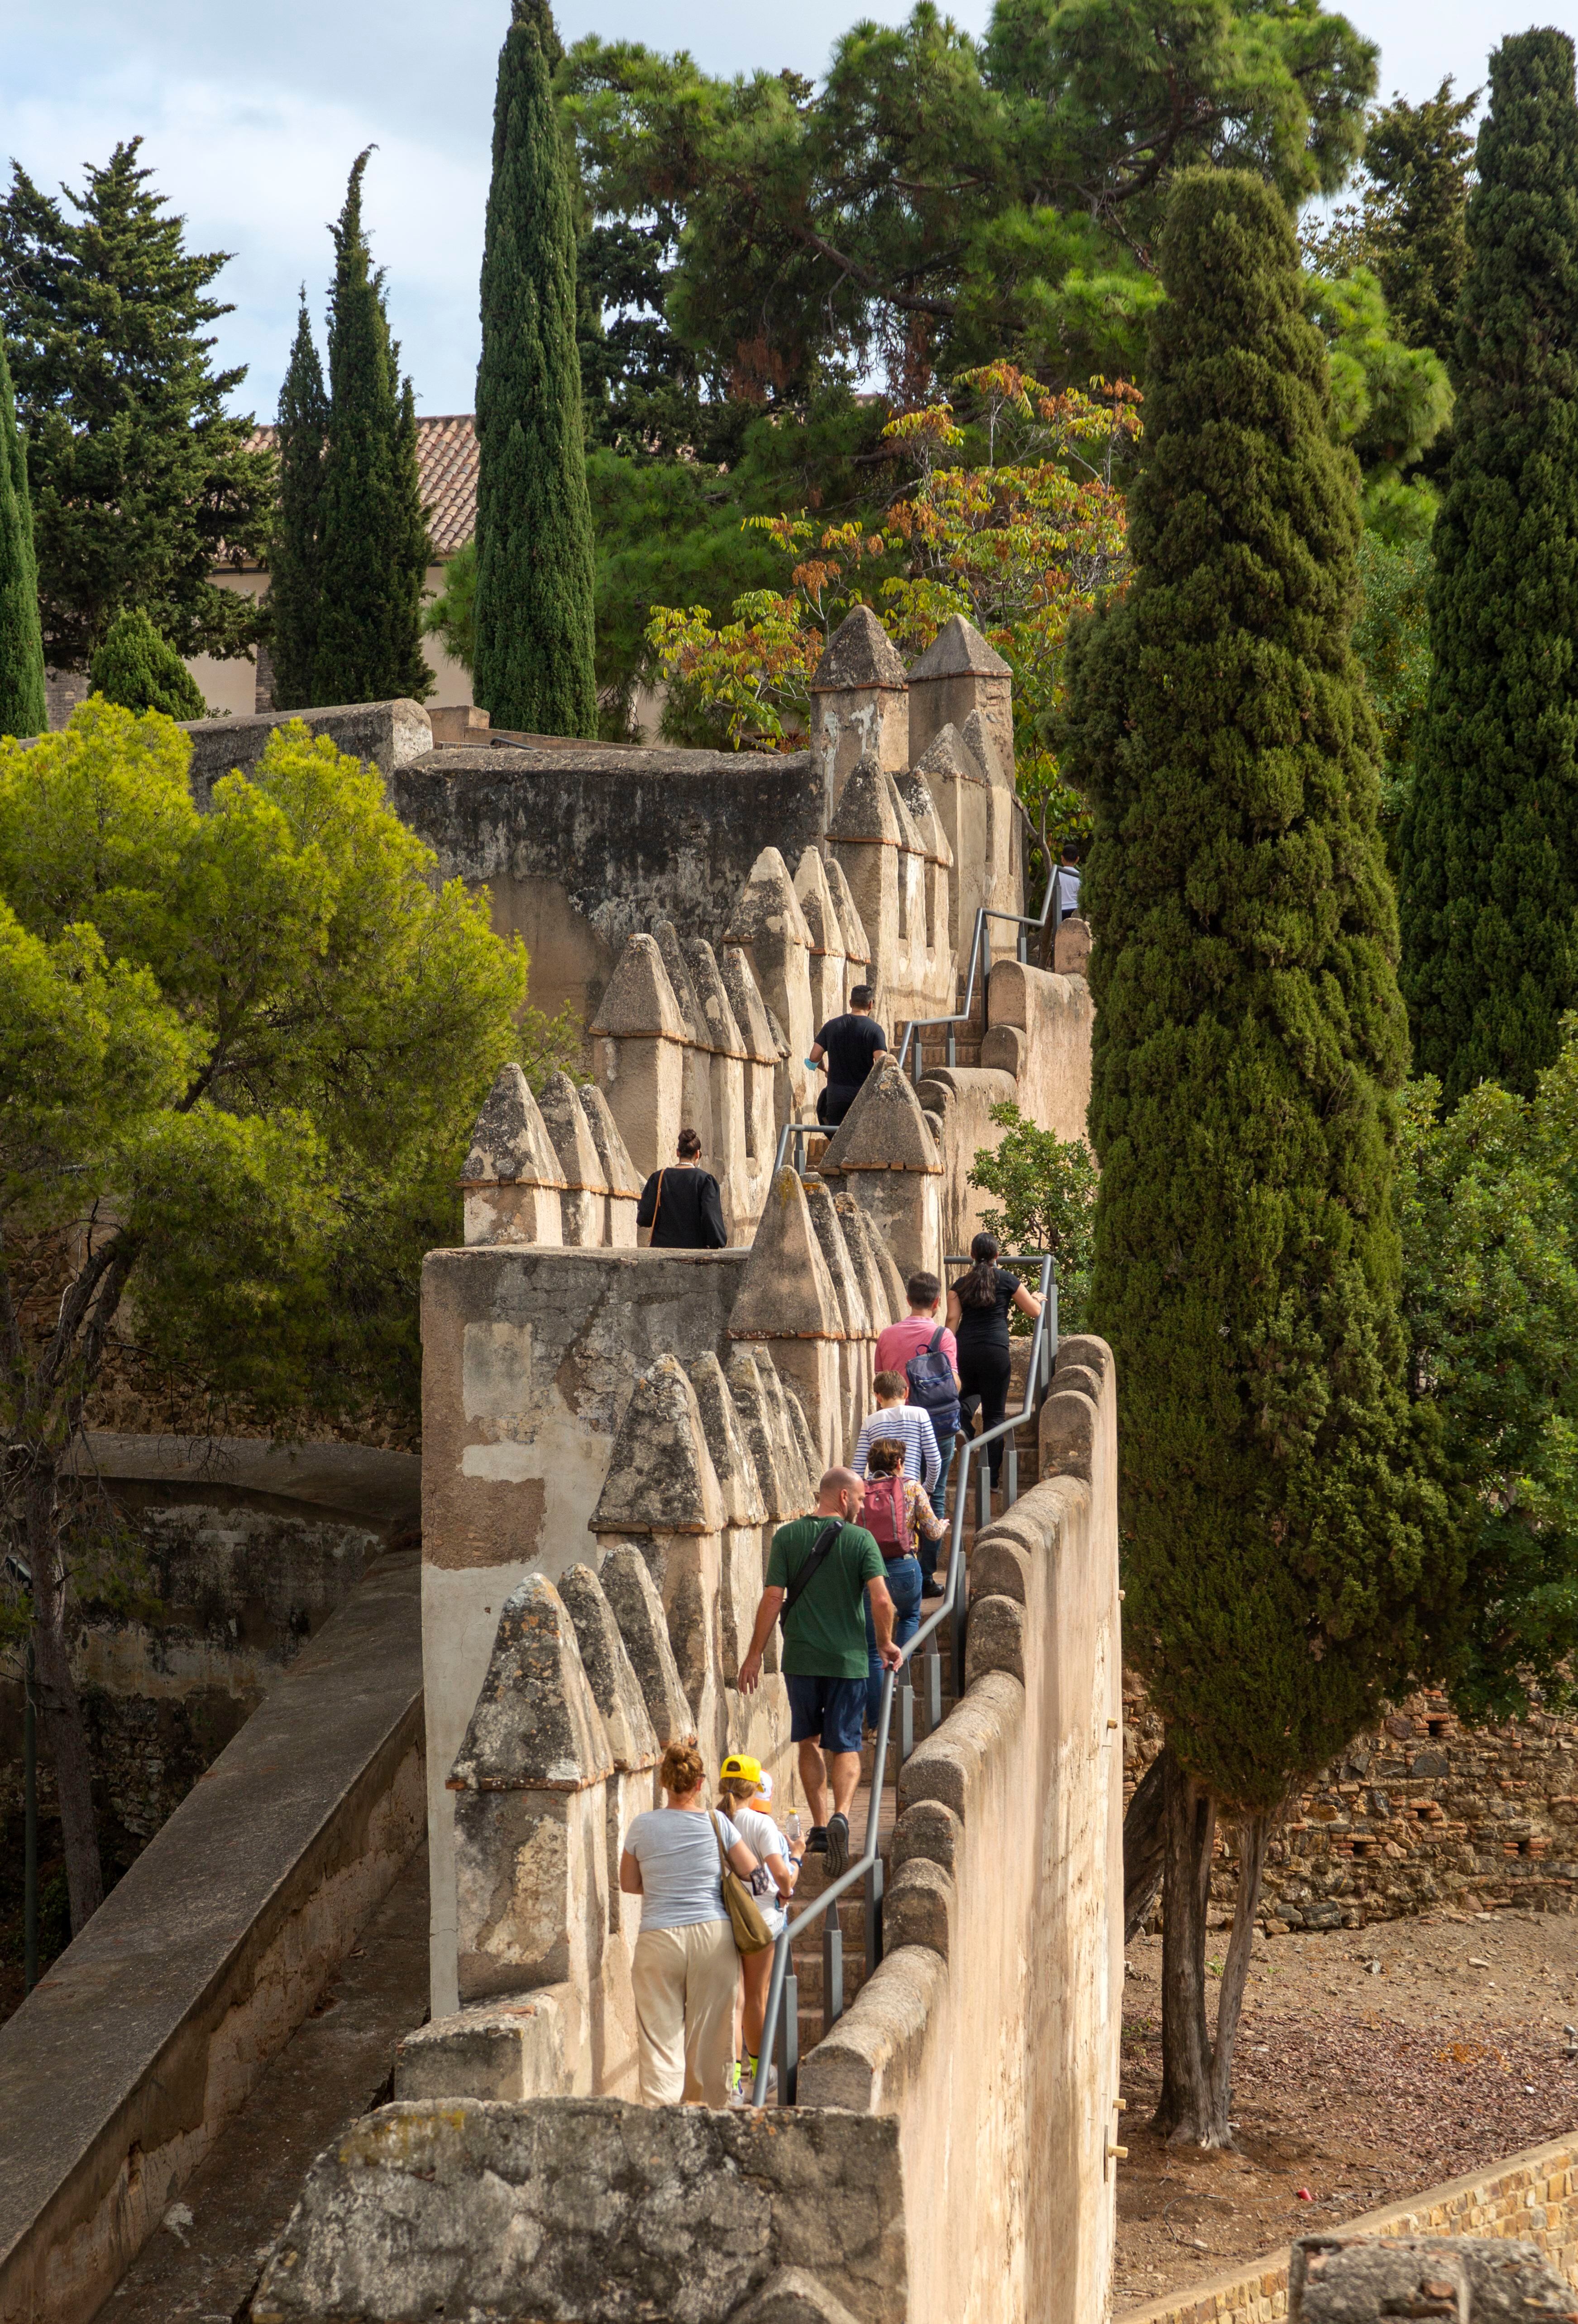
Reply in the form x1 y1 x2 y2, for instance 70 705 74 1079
623 1807 743 1932
732 1805 792 1935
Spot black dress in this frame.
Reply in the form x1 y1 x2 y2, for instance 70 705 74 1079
953 1269 1016 1483
636 1165 727 1249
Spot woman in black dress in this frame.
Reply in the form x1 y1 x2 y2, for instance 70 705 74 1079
946 1232 1045 1487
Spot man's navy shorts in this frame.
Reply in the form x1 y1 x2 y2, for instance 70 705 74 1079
786 1672 866 1754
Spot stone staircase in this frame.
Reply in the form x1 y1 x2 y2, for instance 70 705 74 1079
781 1359 1045 2061
902 967 986 1080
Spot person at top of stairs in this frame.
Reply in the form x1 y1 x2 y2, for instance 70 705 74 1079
738 1466 900 1880
808 984 888 1126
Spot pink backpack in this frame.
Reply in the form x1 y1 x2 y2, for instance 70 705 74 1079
863 1472 908 1555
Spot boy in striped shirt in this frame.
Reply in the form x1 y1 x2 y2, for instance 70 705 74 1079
852 1371 941 1493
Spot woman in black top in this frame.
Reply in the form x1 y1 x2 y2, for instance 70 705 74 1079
636 1128 728 1249
946 1232 1044 1486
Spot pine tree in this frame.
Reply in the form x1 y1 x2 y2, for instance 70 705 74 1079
473 2 597 737
0 332 45 738
89 607 206 719
1061 168 1446 2146
313 152 432 706
1396 31 1578 1103
1364 80 1478 359
269 293 329 711
0 140 273 671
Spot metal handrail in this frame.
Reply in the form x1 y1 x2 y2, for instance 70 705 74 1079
773 1118 827 1177
894 863 1078 1083
750 1251 1057 2106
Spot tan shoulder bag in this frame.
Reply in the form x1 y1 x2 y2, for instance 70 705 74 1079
712 1811 773 1954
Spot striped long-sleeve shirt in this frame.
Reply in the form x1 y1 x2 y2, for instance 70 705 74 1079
852 1402 941 1491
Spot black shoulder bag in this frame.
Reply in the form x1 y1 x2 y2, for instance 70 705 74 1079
779 1521 843 1628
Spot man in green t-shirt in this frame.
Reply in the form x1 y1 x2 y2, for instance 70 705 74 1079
740 1466 899 1878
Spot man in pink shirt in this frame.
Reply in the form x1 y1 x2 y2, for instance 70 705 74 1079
874 1271 962 1572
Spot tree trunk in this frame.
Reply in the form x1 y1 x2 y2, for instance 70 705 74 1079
25 1461 102 1931
1124 1745 1171 1941
1152 1742 1272 2148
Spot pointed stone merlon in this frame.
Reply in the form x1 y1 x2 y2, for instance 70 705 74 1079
809 603 910 819
907 613 1014 787
577 1083 643 1247
829 751 943 1004
728 1169 846 1470
724 849 817 1128
597 1540 696 1749
556 1562 660 1773
536 1071 609 1249
588 1353 727 1540
461 1064 567 1248
588 933 688 1185
447 1573 615 2005
817 1060 943 1285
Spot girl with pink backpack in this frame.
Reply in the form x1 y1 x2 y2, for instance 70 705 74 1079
859 1438 946 1734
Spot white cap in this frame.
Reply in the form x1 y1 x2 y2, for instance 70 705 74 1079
757 1769 774 1801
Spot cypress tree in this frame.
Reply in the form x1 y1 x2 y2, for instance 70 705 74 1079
1396 32 1578 1103
1364 80 1478 361
89 606 206 719
0 332 45 738
314 151 432 706
1061 168 1445 2146
473 1 597 737
269 292 329 710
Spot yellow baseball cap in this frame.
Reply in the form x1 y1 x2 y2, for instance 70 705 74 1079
719 1753 762 1783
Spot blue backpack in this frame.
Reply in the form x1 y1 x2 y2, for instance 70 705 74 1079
905 1328 961 1436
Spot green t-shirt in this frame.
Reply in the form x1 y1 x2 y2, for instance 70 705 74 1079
767 1517 885 1680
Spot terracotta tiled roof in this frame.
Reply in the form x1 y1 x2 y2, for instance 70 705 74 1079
242 413 478 561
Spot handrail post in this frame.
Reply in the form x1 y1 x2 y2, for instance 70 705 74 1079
1004 1436 1018 1507
823 1898 844 2031
864 1855 885 1982
975 1457 991 1530
925 1639 942 1732
777 1965 799 2104
898 1658 915 1762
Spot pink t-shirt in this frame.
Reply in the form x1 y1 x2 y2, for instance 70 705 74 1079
875 1314 960 1388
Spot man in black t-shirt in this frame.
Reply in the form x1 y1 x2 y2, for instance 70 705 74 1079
810 985 889 1126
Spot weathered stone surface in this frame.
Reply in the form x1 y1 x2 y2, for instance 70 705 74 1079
688 1352 768 1528
1040 1387 1096 1482
182 698 432 805
779 1380 825 1498
729 1169 844 1343
964 1592 1026 1688
588 1354 727 1537
793 846 845 957
250 2097 909 2324
907 614 1011 684
971 1533 1032 1605
725 846 816 956
883 764 927 860
725 1351 803 1519
803 1176 870 1340
961 705 1008 786
721 946 783 1065
794 1943 946 2116
579 1083 644 1198
654 919 709 1047
892 766 952 865
834 1190 908 1324
885 1854 955 1960
979 1020 1028 1078
453 1781 607 2003
812 602 909 693
449 1573 613 1793
898 1670 1020 1822
536 1071 608 1246
1056 1333 1113 1391
820 1060 941 1176
735 2269 870 2324
913 720 988 791
394 1985 579 2102
556 1563 660 1772
889 1796 965 1879
598 1542 696 1744
684 936 749 1058
1291 2236 1578 2324
827 751 902 848
1054 913 1091 978
824 856 873 966
589 931 689 1042
462 1062 566 1189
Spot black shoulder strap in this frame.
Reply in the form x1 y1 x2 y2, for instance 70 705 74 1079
781 1521 843 1622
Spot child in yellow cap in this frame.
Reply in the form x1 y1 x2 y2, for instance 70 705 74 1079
717 1755 802 2100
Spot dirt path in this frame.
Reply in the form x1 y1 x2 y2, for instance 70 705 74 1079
1114 1907 1578 2312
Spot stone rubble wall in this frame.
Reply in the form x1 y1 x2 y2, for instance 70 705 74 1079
794 1335 1124 2324
1124 1678 1578 1932
1118 2135 1578 2324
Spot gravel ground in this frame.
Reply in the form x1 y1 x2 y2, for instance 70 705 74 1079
1114 1906 1578 2313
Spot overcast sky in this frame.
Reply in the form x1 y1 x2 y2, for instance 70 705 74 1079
5 0 1577 422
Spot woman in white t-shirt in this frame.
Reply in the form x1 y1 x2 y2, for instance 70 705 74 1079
619 1740 760 2106
718 1754 804 2092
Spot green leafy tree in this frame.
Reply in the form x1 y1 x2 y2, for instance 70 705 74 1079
89 608 206 719
0 332 45 738
966 1100 1096 1329
0 139 273 672
1353 531 1432 844
423 541 478 676
1060 168 1446 2146
313 152 432 707
1308 268 1452 541
564 0 1376 403
0 701 530 1929
474 4 598 737
1399 1042 1578 1723
1365 80 1478 358
269 293 330 711
1397 31 1578 1105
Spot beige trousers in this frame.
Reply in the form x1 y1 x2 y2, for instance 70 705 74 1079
631 1919 741 2106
